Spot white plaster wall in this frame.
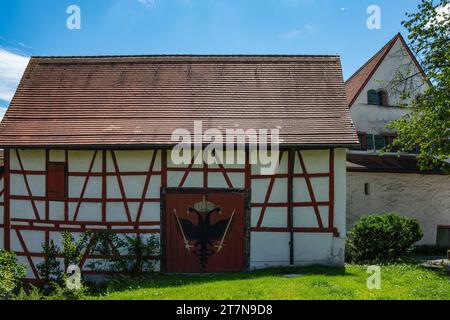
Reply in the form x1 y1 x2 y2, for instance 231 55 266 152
332 149 347 264
167 149 245 188
347 171 450 245
10 149 46 171
6 147 348 274
250 148 347 268
6 149 165 279
350 39 428 136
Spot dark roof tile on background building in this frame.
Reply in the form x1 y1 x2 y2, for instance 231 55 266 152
347 153 442 174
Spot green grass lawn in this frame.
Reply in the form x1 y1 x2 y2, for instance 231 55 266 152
87 264 450 300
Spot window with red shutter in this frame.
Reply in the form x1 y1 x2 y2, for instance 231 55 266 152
47 162 67 200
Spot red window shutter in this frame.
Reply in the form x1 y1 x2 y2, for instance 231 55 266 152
47 163 66 200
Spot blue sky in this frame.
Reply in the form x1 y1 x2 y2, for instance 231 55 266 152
0 0 422 112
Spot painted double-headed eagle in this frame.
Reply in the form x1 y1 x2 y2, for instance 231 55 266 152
173 198 235 269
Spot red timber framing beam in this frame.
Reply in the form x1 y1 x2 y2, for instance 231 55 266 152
288 148 294 265
6 148 162 280
15 149 41 221
15 229 39 279
73 150 98 221
177 149 201 188
255 151 286 228
297 149 324 229
4 147 338 279
64 150 69 221
110 150 132 222
250 148 336 234
102 150 107 223
136 150 157 223
329 149 335 233
168 149 246 189
4 149 10 250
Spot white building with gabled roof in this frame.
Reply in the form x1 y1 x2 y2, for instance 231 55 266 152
345 33 450 247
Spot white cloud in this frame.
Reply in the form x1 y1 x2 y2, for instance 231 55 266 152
427 3 450 27
435 3 450 24
279 24 317 39
0 48 29 102
137 0 155 6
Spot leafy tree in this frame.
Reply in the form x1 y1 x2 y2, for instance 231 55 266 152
388 0 450 171
0 250 26 299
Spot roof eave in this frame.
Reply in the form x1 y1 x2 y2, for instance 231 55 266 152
0 143 359 150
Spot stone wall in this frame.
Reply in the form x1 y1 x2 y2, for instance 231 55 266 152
347 171 450 245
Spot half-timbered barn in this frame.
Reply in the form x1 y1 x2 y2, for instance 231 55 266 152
0 55 357 279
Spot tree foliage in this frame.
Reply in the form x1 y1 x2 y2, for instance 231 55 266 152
388 0 450 170
0 250 26 299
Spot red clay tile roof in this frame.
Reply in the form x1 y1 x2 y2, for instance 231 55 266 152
0 55 358 148
345 33 428 108
345 34 400 107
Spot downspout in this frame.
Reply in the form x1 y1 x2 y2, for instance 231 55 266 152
288 148 295 265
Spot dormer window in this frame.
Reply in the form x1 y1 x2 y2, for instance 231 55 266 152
367 89 389 106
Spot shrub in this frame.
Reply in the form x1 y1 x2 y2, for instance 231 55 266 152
113 234 159 275
37 240 63 283
61 231 91 268
46 281 88 300
86 230 122 273
347 212 423 263
87 231 159 275
13 285 45 300
0 250 26 299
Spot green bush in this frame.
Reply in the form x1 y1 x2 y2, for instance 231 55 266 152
113 234 159 275
87 231 159 275
13 282 88 301
347 212 423 263
37 240 63 283
61 231 89 267
46 281 88 300
0 250 26 299
13 285 46 300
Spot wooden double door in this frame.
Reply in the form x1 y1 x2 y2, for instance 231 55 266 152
162 188 248 273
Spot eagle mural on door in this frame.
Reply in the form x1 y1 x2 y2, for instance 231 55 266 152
173 198 235 269
164 190 246 273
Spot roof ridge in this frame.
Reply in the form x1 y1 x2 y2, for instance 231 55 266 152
345 33 400 84
33 54 341 59
344 33 403 107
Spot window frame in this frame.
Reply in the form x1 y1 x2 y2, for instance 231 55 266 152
367 89 379 105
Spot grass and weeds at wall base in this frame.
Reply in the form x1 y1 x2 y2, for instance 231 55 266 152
6 262 450 300
85 264 449 300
